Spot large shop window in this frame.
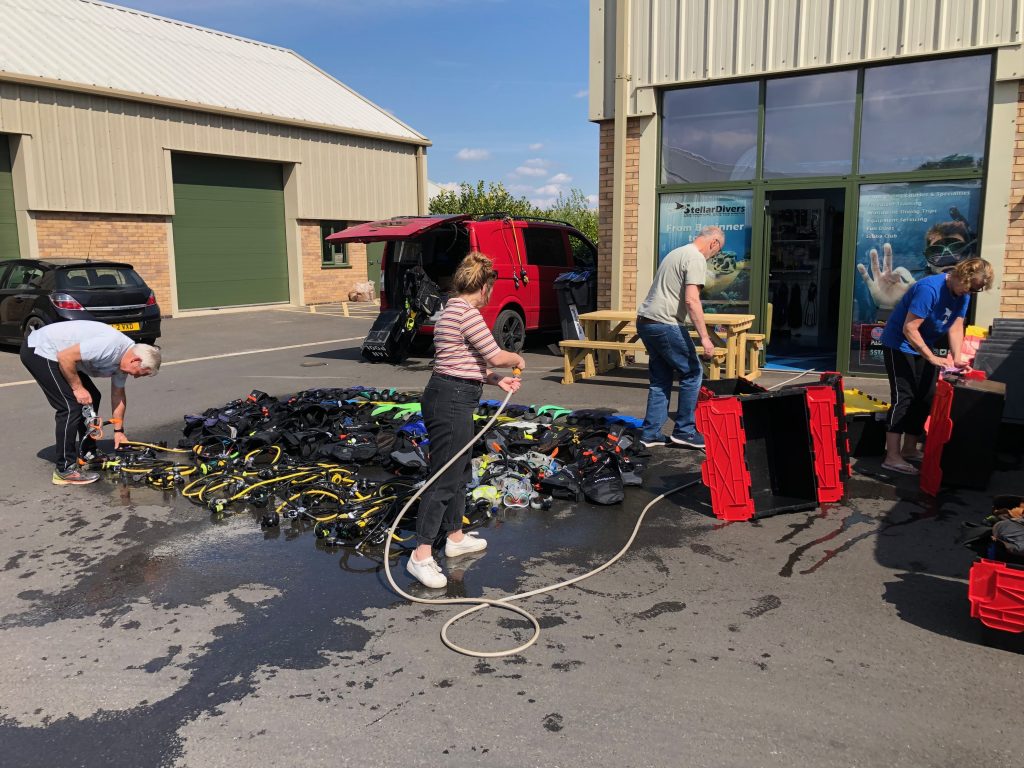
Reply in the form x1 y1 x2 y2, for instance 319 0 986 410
763 71 857 178
848 180 982 374
661 82 759 184
859 55 991 174
658 190 753 314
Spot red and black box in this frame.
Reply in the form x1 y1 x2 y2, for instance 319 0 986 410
695 374 848 522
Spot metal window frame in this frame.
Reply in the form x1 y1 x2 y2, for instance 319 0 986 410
320 220 351 269
653 51 994 376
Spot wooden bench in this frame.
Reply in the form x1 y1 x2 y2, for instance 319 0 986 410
744 333 766 380
559 339 727 385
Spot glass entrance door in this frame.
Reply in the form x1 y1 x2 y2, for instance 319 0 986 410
763 188 846 372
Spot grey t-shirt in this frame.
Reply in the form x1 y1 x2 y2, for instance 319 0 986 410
637 243 708 325
28 320 134 387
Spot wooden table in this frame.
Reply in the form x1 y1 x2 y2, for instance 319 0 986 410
575 310 757 380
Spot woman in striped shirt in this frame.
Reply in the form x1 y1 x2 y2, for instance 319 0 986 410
407 252 526 590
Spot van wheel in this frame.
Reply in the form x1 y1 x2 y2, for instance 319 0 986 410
495 309 525 352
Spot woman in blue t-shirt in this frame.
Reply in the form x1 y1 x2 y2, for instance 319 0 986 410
879 258 993 475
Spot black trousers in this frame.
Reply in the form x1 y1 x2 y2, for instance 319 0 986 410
20 342 101 470
883 346 937 436
415 372 482 547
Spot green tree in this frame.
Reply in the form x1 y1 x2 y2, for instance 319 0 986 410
429 180 537 218
430 181 599 244
545 189 598 244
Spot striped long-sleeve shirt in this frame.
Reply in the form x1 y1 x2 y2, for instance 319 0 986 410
433 297 501 381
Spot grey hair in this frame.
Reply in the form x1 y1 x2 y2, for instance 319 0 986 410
698 225 725 241
132 344 162 375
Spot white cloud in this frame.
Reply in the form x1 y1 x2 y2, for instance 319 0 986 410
531 197 558 209
456 148 491 161
586 194 599 209
547 172 572 184
507 183 534 194
534 184 563 196
524 158 547 167
575 89 589 99
513 166 547 177
528 143 544 151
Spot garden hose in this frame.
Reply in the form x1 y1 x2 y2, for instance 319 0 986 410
382 375 701 658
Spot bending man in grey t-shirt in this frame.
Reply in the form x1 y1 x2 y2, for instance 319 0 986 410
21 320 162 485
635 225 722 450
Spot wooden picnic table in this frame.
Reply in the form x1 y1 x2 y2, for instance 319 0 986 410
573 309 757 380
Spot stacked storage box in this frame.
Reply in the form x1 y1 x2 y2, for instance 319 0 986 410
967 495 1024 635
695 374 847 522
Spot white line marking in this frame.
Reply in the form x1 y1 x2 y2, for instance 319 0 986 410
0 336 366 387
165 337 366 366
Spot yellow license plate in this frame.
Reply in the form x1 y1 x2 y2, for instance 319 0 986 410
110 322 140 332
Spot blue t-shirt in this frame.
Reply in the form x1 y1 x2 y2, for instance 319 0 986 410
880 274 969 355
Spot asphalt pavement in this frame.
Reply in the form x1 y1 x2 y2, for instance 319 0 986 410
0 308 1020 768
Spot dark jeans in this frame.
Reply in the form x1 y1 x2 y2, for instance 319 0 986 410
883 346 937 436
416 372 482 547
20 342 101 471
636 321 703 442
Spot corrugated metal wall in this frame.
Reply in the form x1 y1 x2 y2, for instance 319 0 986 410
0 82 420 220
592 0 1023 119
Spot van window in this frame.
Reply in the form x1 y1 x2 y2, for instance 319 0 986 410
522 227 568 267
568 234 597 269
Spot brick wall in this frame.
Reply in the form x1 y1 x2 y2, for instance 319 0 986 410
33 212 171 312
1005 83 1024 318
597 119 642 311
299 220 370 305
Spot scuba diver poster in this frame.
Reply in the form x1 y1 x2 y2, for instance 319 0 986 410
850 180 981 373
658 190 753 314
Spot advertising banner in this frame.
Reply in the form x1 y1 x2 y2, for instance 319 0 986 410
849 181 981 373
658 190 753 313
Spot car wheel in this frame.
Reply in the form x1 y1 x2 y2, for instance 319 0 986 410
22 315 47 339
494 308 526 352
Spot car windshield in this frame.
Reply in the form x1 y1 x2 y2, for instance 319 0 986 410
56 266 144 289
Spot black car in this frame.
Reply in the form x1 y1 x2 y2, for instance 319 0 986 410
0 259 161 345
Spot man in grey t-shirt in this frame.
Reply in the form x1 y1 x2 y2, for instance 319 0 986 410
636 225 723 450
20 320 162 485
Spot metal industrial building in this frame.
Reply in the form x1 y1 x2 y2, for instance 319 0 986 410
592 0 1024 374
0 0 429 314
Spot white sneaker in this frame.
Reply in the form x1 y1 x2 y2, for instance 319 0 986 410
406 552 447 589
445 532 487 558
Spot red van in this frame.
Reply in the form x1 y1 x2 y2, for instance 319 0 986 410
327 214 597 351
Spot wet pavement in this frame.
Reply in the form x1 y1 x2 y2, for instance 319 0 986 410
1 309 1022 767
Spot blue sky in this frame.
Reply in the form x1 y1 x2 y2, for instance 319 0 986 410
112 0 597 209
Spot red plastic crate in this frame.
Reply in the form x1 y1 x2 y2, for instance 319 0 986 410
772 372 849 502
696 395 754 521
968 558 1024 634
920 378 955 496
803 384 844 504
696 387 819 521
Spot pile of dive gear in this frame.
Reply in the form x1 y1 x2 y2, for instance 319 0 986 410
86 387 650 552
362 267 443 363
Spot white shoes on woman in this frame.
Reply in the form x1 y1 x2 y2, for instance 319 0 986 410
406 533 488 589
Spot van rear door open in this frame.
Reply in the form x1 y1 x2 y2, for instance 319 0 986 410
324 215 471 243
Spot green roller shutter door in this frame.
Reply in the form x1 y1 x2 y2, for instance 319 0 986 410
0 136 19 261
172 154 289 310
